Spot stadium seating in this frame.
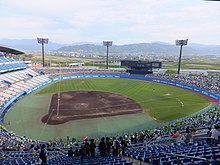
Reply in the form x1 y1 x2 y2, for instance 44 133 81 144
148 73 220 95
0 57 16 63
125 140 220 164
32 67 127 77
0 59 50 110
0 157 39 165
1 56 220 165
0 57 28 73
47 155 132 165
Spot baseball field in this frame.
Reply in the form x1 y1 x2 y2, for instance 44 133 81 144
3 78 212 141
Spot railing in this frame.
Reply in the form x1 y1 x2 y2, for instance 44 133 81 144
159 152 210 165
126 147 211 165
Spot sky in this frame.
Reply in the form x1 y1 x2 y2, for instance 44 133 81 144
0 0 220 45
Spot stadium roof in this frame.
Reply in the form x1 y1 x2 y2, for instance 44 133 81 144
0 44 24 55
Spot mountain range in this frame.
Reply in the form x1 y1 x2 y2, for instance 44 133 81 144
0 38 220 56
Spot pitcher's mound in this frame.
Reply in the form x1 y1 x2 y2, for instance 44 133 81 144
41 91 143 125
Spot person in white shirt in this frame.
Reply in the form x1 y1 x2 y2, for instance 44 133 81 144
209 125 220 146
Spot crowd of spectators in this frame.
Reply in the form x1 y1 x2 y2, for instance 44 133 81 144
0 104 219 164
147 73 220 95
65 137 127 159
50 104 220 162
2 106 219 157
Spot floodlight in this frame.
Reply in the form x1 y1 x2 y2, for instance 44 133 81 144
37 37 49 67
175 39 188 74
103 41 113 69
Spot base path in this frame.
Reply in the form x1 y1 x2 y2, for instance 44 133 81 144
41 91 143 125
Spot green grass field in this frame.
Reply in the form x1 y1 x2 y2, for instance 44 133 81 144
4 78 210 141
37 78 210 122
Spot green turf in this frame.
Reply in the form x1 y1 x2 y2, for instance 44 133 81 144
4 78 210 141
37 78 210 122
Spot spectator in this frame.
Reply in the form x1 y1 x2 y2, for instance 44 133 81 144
184 131 192 144
99 137 107 157
207 127 212 143
112 137 120 157
89 139 96 157
172 130 182 142
106 137 111 155
1 142 7 157
67 147 74 157
74 149 80 157
84 139 90 156
209 125 220 146
39 144 48 164
120 136 127 156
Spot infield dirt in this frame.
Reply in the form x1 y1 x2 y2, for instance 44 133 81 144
41 90 143 125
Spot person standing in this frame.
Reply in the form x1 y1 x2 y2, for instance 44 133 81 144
84 139 90 156
112 137 120 157
89 139 96 157
120 137 127 156
39 144 48 164
209 125 220 146
106 137 111 156
68 147 74 157
99 137 107 157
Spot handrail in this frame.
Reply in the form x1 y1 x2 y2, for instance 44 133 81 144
1 152 38 160
160 152 207 161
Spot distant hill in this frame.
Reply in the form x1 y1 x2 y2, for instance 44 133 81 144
0 38 220 56
58 43 220 56
0 38 65 51
0 39 100 51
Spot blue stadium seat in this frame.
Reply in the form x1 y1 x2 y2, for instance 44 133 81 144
160 160 172 165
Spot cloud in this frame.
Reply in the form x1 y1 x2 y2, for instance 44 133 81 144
0 0 219 44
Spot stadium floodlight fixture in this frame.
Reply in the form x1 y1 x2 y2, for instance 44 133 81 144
103 41 113 69
37 37 49 67
175 39 188 74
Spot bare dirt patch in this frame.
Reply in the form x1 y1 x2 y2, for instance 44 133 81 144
163 93 172 96
41 91 143 125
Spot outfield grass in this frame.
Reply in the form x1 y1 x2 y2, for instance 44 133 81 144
4 78 210 141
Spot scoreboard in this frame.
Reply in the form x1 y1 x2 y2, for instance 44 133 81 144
151 62 162 68
121 60 162 74
121 60 162 68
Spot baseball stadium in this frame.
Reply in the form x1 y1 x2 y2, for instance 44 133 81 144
0 44 220 165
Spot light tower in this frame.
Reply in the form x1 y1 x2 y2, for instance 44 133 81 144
37 37 49 67
103 41 113 69
175 39 188 74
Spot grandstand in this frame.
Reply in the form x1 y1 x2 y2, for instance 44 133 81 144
0 56 50 119
31 67 127 77
0 46 220 164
